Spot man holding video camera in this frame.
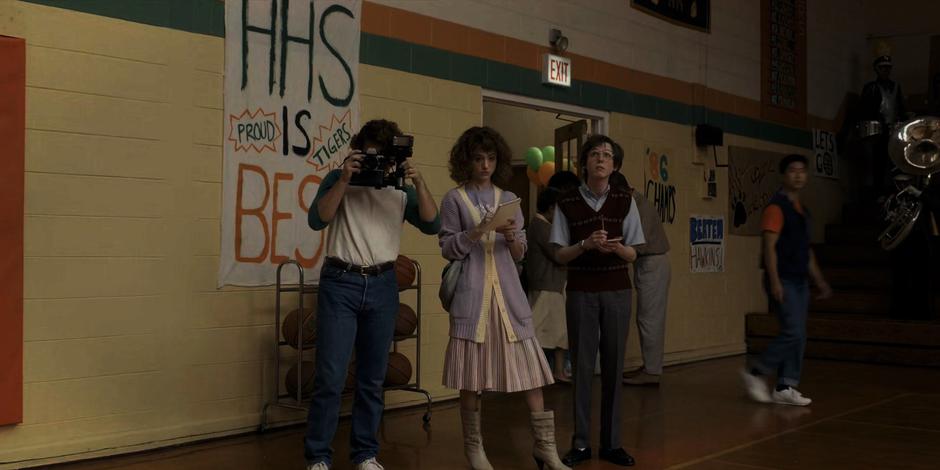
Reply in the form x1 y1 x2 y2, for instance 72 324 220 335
304 119 440 470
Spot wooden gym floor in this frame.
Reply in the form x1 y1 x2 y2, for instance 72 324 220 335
40 356 940 469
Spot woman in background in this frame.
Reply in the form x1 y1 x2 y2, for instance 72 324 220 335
527 187 571 383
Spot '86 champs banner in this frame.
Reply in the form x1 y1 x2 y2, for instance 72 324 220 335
220 0 361 287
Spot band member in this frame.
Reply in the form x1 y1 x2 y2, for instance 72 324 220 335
859 55 908 192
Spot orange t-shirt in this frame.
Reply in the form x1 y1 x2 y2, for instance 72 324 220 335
761 201 803 233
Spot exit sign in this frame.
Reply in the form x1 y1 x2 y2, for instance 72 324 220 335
542 53 571 87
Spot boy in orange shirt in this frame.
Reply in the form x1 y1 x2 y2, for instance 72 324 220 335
741 154 832 406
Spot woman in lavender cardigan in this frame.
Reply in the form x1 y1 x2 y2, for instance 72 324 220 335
440 126 569 470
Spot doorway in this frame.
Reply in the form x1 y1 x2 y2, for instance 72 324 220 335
481 90 608 220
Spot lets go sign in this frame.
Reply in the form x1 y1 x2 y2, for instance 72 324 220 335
542 53 571 87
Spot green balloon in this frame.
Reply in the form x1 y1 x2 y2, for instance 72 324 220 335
541 145 555 164
525 147 543 171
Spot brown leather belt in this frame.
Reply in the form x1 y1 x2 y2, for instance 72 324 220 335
325 256 395 276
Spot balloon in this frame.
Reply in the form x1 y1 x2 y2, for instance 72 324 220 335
541 146 555 166
538 161 555 187
525 147 543 171
526 167 539 185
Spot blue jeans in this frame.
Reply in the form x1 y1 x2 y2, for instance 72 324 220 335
755 278 809 387
304 264 399 466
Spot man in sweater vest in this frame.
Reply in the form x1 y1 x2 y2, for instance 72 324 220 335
741 154 831 407
304 120 441 470
549 135 645 467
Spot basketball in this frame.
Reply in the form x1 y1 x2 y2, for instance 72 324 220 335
282 307 316 350
285 361 315 399
395 303 418 338
385 352 413 386
395 255 416 289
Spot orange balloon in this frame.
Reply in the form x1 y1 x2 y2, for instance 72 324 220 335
527 167 539 185
538 161 555 186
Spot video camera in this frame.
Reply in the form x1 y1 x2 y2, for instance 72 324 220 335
349 135 414 190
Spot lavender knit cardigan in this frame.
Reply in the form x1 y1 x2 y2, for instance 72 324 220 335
438 187 535 342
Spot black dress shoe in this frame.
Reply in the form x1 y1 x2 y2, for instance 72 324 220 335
561 447 591 467
599 447 635 466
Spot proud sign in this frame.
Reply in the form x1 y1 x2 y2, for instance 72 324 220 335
219 0 361 286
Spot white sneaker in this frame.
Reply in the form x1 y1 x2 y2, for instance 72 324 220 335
772 387 812 406
355 457 385 470
740 369 771 403
307 463 329 470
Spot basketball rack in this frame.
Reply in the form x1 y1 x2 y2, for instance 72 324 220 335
260 259 433 432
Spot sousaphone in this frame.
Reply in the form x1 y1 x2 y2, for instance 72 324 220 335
879 117 940 250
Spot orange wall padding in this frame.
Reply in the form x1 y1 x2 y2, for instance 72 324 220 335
0 35 25 426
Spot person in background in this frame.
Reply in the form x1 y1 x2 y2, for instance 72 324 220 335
741 154 832 407
859 55 908 193
548 170 582 193
527 187 571 383
608 172 672 387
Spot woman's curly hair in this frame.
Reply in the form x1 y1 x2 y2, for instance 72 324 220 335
448 126 514 187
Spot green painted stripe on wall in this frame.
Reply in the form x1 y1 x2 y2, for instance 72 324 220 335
360 33 811 148
20 0 812 148
22 0 225 37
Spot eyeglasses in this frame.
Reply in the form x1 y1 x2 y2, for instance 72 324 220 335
588 151 614 161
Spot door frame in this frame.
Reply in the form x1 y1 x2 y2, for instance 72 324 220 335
480 89 609 136
481 90 609 219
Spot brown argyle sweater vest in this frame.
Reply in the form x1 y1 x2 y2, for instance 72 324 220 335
558 186 633 292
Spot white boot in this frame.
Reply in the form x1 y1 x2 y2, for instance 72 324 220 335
461 408 495 470
530 410 571 470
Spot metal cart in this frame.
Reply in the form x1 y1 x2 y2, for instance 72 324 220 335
260 259 432 431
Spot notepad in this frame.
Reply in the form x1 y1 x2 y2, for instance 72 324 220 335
482 197 521 231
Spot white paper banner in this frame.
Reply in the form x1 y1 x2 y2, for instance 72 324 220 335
689 215 724 273
219 0 361 287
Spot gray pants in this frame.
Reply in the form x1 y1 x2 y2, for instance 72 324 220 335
634 254 671 375
566 289 632 450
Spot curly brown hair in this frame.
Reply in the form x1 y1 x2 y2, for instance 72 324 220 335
448 126 514 186
350 119 402 151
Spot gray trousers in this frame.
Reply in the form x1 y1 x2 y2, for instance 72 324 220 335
634 254 671 375
566 289 632 450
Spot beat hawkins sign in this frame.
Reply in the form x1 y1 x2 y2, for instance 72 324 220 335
219 0 361 286
689 215 724 273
